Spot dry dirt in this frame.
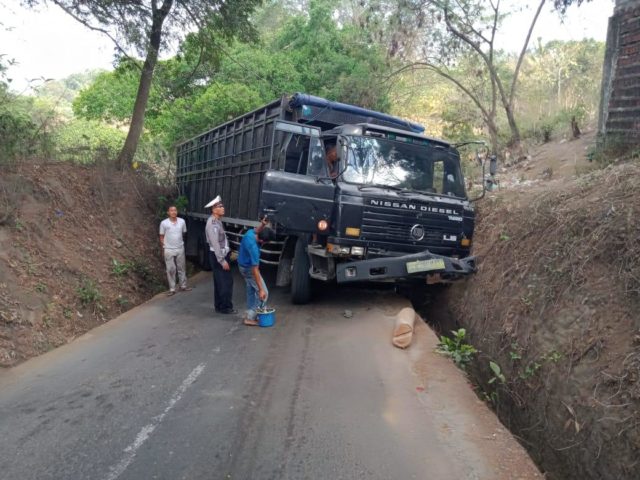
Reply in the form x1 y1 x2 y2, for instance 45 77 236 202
0 161 170 367
418 132 640 479
499 129 597 190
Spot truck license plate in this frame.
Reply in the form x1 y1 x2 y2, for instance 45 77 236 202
406 258 446 274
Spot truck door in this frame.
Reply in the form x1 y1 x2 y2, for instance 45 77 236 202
260 121 335 233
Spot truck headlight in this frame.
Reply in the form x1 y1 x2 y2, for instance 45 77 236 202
350 246 365 256
327 244 351 255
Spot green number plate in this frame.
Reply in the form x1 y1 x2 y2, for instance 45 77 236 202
406 258 446 274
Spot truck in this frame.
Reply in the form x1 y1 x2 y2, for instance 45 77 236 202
176 93 481 304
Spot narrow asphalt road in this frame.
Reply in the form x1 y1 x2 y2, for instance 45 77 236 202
0 270 541 480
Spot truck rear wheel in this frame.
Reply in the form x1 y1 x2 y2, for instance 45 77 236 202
291 238 311 304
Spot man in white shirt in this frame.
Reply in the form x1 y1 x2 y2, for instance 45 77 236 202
159 205 191 296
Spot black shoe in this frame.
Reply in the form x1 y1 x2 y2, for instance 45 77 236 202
217 309 238 315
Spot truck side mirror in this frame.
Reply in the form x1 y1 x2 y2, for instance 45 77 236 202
470 151 497 202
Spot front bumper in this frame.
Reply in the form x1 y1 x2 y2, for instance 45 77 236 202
336 250 477 284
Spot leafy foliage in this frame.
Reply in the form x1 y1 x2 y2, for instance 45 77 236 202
272 0 390 110
54 119 126 164
488 361 506 384
5 0 607 169
73 65 144 124
437 328 477 369
553 0 592 14
76 278 101 307
71 0 391 149
156 82 264 146
0 91 36 161
26 0 263 166
157 194 188 220
393 37 604 150
111 259 134 277
517 39 604 141
0 88 60 161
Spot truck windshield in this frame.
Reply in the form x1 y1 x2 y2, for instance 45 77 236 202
342 136 466 198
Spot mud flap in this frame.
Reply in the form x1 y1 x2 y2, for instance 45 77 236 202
336 251 476 283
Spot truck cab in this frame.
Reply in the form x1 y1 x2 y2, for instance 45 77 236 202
260 120 476 303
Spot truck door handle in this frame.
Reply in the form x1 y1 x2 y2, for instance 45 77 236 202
263 208 278 213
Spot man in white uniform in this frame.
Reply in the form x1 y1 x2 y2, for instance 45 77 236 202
159 205 191 296
204 195 236 314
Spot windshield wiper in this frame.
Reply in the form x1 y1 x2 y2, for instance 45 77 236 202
410 188 438 195
358 184 414 195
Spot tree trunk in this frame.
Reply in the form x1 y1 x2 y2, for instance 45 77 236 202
116 1 173 169
487 120 499 156
505 105 521 147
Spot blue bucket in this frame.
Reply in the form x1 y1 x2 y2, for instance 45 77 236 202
257 308 276 328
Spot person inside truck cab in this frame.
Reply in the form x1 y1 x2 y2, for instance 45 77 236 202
443 158 463 197
325 143 339 179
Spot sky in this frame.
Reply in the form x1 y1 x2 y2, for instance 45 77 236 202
0 0 615 93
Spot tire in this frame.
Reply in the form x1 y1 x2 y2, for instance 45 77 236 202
197 236 211 271
291 237 311 304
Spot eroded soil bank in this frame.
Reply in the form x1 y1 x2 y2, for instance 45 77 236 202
0 161 170 366
416 162 640 479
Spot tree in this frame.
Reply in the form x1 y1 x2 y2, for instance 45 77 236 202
26 0 261 168
155 83 264 146
340 0 433 60
272 0 391 110
516 39 604 138
391 0 546 152
213 42 305 102
71 0 393 153
73 64 146 124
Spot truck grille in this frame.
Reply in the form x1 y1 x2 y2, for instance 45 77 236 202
361 208 459 245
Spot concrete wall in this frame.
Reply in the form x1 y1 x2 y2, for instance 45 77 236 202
598 0 640 144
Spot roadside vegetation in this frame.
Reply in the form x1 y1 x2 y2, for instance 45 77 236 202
2 1 610 175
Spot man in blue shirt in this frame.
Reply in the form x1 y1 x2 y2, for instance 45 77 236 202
238 217 274 326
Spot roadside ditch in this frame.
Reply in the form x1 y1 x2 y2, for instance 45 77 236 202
411 163 640 480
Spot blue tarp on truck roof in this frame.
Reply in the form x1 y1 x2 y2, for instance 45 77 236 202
289 93 425 134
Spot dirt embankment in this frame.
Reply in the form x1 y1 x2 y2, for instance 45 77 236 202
431 160 640 479
0 162 169 367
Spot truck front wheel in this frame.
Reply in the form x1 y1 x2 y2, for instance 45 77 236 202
291 238 311 304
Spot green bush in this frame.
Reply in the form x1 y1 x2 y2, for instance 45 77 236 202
0 86 56 161
437 328 477 369
55 119 125 164
0 100 36 160
76 278 101 307
540 122 555 143
111 259 134 277
157 194 189 220
556 104 587 126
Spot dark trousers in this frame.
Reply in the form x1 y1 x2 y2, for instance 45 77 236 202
210 251 234 312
